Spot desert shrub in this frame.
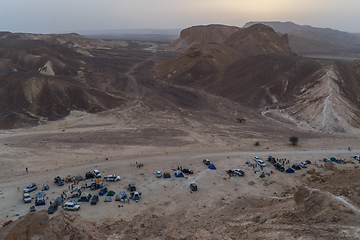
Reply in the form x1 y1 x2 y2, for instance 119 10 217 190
255 141 260 146
289 136 299 146
236 118 246 123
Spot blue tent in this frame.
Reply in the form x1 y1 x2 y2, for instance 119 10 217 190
209 164 216 170
254 167 260 172
286 168 295 173
175 170 184 177
246 161 251 165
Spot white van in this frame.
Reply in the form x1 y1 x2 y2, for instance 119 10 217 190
93 169 101 178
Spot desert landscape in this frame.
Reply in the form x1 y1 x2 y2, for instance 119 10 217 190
1 23 360 239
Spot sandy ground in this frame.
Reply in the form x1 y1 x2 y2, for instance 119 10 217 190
1 109 360 239
2 32 360 239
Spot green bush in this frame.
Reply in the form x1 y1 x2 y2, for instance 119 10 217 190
289 136 299 146
236 118 246 123
255 141 260 146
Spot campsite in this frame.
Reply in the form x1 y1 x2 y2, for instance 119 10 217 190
1 120 360 239
3 150 359 221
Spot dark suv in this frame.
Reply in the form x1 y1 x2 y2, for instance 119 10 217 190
127 184 136 192
190 183 197 191
91 195 99 205
47 197 63 214
182 168 193 174
274 163 285 172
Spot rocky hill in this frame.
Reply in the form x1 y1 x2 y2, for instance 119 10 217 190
243 21 360 58
0 33 128 128
155 24 360 133
166 24 240 52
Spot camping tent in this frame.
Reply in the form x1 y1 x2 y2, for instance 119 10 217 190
209 164 216 170
330 157 337 162
107 190 115 196
42 184 49 191
246 161 251 166
78 192 92 202
75 175 84 181
115 191 127 201
286 168 295 173
104 196 112 202
95 179 102 184
253 167 260 172
175 171 184 177
36 191 46 198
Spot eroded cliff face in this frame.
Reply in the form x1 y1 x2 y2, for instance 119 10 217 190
156 24 360 133
166 24 240 52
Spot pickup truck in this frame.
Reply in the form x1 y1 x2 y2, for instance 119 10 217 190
54 176 64 186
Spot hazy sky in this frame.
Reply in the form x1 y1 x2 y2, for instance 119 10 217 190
1 0 360 34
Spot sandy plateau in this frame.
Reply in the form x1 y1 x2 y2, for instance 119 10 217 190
0 109 360 239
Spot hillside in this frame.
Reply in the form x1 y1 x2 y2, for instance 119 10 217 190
155 24 360 133
243 21 360 58
166 24 240 52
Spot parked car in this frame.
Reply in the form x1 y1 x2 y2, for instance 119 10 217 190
233 169 245 176
127 184 136 192
353 155 360 161
203 159 210 165
292 164 301 170
23 183 37 193
90 182 103 190
29 206 36 212
47 197 63 214
156 171 162 178
99 187 108 196
182 168 193 174
305 160 312 164
190 183 197 191
299 162 308 168
85 172 94 179
268 156 276 163
63 201 80 211
54 176 64 186
274 163 285 172
254 157 266 167
104 175 121 181
23 193 32 203
93 169 101 178
65 175 74 183
163 172 171 178
254 156 262 161
91 195 99 205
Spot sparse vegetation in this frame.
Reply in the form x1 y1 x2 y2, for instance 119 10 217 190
289 136 299 146
236 118 246 123
255 141 260 146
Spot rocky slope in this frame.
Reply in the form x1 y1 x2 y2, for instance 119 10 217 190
243 21 360 58
155 24 360 133
166 24 240 52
